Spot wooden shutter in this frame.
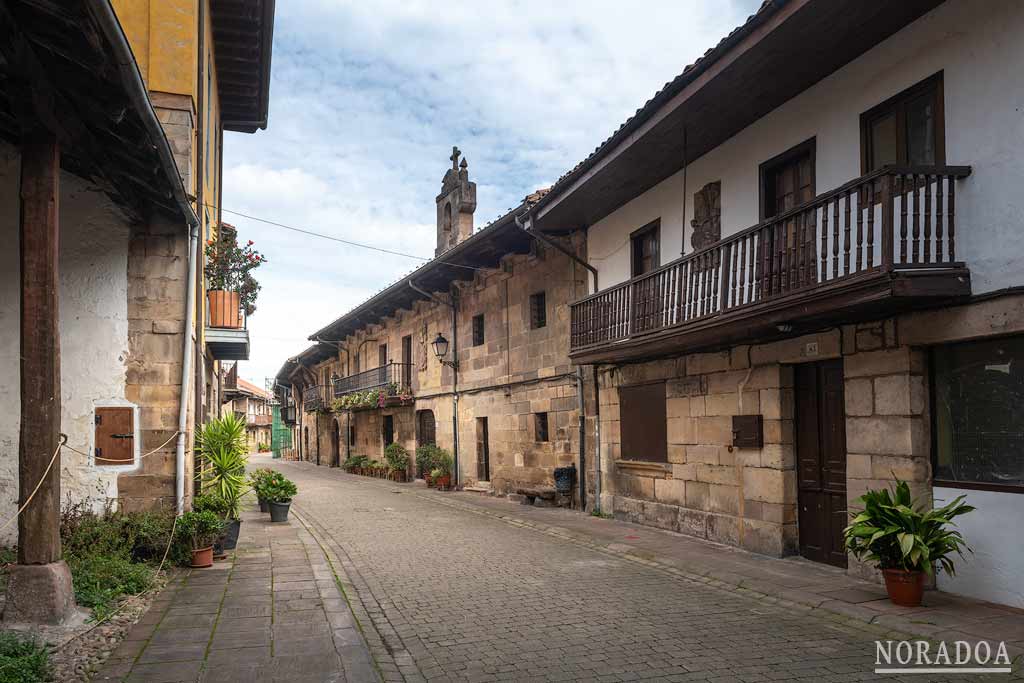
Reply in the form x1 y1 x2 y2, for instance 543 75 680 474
94 407 134 465
619 382 667 462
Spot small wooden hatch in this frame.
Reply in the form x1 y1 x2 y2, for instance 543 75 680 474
94 407 134 465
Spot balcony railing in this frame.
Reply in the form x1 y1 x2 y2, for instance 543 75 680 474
248 414 272 427
333 362 413 398
303 385 329 412
570 165 971 354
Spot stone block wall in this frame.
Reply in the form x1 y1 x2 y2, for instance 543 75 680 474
119 214 190 512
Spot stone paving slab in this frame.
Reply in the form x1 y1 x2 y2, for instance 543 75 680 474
257 456 1024 682
91 503 380 682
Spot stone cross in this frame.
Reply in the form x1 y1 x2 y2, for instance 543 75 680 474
450 146 461 170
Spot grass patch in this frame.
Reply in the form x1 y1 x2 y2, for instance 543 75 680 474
0 631 52 683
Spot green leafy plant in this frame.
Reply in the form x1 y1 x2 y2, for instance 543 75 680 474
843 479 975 575
204 225 267 315
343 454 369 471
429 467 443 480
384 443 410 473
433 448 454 477
193 493 230 517
262 474 297 503
248 468 276 498
415 445 440 476
175 510 225 551
0 631 53 683
197 413 249 518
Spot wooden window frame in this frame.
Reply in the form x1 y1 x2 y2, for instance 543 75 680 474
758 137 816 221
929 342 1024 495
629 219 661 278
618 381 668 464
860 72 945 175
472 313 485 347
529 291 547 330
535 412 549 442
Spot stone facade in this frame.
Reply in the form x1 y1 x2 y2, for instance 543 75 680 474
596 293 1024 586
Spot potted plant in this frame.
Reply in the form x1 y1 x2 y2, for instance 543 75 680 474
384 443 410 482
197 413 249 549
204 224 266 328
432 448 454 490
248 468 275 512
265 474 298 523
844 479 974 606
416 445 438 486
177 510 225 568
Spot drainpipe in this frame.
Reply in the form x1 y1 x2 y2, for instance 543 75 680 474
409 279 460 487
175 227 198 514
592 368 602 513
514 212 598 292
576 367 586 511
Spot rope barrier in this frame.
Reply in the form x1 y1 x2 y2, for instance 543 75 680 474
0 434 67 535
60 430 184 464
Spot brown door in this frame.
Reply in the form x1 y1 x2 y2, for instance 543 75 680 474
476 417 490 481
795 359 848 568
382 415 394 447
416 409 436 478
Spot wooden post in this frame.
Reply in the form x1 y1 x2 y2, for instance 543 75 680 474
18 137 62 566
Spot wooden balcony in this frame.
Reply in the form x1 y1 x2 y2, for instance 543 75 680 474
248 414 272 427
570 166 972 363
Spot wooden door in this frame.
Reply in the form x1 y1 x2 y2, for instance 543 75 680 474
401 335 412 388
378 344 388 385
762 144 816 295
382 415 394 447
795 360 848 567
476 417 490 481
416 410 436 478
331 420 340 467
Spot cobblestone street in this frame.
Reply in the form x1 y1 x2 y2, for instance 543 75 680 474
261 458 1015 683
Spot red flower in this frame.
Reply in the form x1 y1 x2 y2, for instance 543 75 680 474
247 240 254 246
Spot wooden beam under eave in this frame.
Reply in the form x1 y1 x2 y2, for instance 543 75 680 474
18 135 62 566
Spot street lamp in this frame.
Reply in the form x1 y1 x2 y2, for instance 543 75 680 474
432 333 458 370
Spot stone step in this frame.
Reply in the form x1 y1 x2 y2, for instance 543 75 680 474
463 484 492 494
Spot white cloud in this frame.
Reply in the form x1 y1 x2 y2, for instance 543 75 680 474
223 0 761 385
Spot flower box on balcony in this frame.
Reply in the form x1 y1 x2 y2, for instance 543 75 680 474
207 290 242 328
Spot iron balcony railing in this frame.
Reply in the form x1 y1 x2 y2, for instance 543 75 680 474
570 165 971 353
303 385 329 412
333 362 413 398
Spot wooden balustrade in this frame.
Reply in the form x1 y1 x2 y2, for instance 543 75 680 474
570 166 971 353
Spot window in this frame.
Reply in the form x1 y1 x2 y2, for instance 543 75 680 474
630 220 660 277
932 336 1024 492
619 382 667 463
529 291 546 329
472 314 485 346
861 73 944 173
760 139 815 220
535 413 549 442
94 406 136 467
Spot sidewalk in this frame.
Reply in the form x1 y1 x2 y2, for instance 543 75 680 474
412 481 1024 656
92 505 379 683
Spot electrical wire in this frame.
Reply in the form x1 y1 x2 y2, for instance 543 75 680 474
203 204 493 273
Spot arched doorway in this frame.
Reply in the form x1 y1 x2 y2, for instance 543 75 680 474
332 419 341 467
416 409 436 478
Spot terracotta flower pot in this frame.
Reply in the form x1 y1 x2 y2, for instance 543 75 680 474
207 290 242 328
883 569 924 606
435 475 451 490
190 546 214 568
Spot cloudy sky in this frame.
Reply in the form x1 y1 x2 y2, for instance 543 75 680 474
223 0 761 387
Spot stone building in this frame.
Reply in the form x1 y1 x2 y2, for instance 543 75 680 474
276 151 594 499
223 367 274 453
521 0 1024 609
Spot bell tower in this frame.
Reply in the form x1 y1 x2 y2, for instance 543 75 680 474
436 146 476 256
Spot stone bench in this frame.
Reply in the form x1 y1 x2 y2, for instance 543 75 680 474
512 487 568 508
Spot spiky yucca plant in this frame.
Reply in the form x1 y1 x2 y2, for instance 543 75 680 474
196 413 249 518
843 479 975 575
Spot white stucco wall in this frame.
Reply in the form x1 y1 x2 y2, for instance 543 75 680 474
587 0 1024 294
0 142 133 544
934 486 1024 608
